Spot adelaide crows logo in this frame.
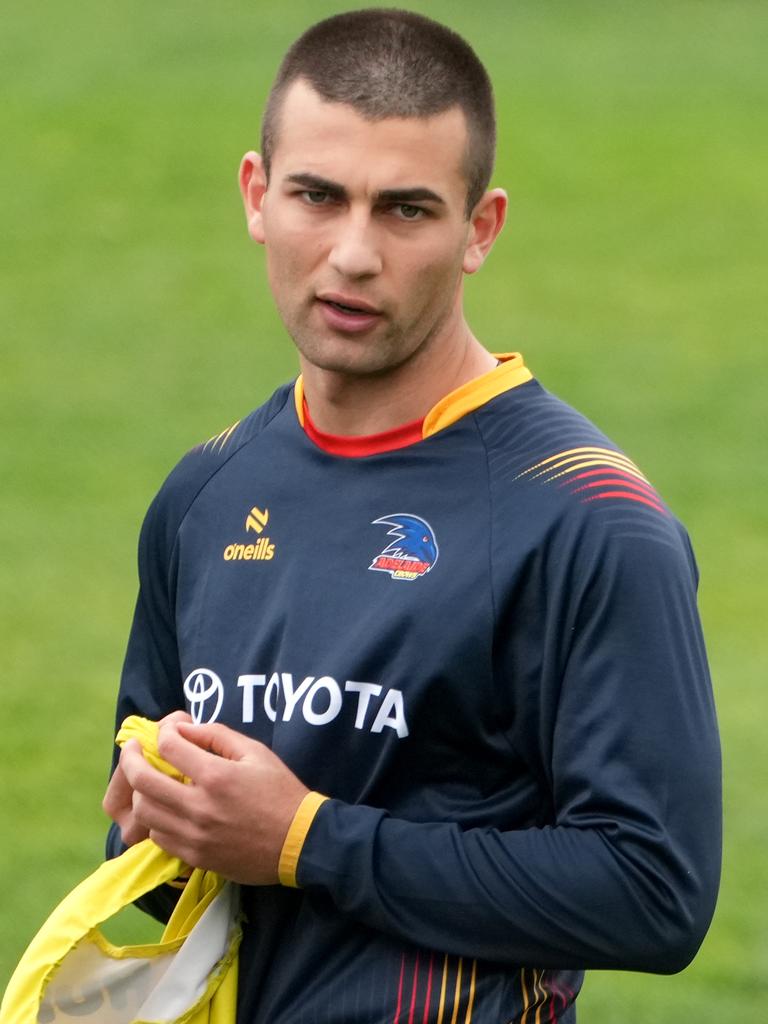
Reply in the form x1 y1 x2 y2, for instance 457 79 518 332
369 513 438 581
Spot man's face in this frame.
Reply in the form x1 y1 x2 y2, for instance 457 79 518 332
244 79 479 380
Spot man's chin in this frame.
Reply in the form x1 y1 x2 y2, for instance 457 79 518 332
299 353 396 379
292 333 406 379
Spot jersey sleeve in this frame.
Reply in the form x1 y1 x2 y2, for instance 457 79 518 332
110 491 184 759
290 513 722 973
104 478 189 921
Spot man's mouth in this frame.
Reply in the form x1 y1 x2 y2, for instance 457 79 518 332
315 293 383 333
325 300 369 316
318 294 380 317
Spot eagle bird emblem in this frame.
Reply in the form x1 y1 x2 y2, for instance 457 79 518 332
369 513 438 581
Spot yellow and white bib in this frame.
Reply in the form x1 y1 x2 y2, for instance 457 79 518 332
0 717 241 1024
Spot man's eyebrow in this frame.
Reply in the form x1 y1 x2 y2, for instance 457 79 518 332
376 187 446 205
285 173 347 198
284 174 446 207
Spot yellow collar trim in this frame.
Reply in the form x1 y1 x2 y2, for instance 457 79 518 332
293 352 531 442
421 352 531 438
294 375 306 427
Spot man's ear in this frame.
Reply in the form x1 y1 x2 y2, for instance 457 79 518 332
239 151 268 244
462 188 507 275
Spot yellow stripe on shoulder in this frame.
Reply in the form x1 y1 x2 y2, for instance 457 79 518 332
201 420 242 455
516 446 648 484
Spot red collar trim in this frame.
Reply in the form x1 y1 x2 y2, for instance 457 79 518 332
302 399 424 457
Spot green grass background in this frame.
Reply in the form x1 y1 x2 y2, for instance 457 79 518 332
2 1 766 1017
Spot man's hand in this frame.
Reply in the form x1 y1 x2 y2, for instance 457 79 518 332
103 719 310 885
102 710 193 848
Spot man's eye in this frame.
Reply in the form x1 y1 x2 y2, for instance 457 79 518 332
302 190 329 205
395 204 424 220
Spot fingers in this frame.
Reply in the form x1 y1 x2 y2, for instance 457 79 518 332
120 814 151 849
160 709 193 727
156 720 262 783
102 759 151 848
102 762 133 819
175 720 260 761
117 740 194 850
120 739 189 812
105 723 217 856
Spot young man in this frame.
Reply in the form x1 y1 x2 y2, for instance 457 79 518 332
104 10 721 1022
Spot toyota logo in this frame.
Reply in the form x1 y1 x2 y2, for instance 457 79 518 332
183 668 224 724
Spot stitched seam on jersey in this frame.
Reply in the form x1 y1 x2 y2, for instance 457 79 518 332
278 792 330 888
472 410 528 769
471 411 498 708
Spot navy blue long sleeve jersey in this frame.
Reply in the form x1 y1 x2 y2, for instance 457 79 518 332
108 354 721 1023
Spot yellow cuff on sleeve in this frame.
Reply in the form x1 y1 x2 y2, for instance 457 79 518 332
278 792 329 888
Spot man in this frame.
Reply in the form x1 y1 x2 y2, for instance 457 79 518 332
104 9 721 1022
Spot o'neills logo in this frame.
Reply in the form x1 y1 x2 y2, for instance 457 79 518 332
223 505 275 562
224 537 275 561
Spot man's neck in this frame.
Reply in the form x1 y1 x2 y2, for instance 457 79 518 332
299 328 497 436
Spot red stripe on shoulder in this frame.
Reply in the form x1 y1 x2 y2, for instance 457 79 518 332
517 447 669 517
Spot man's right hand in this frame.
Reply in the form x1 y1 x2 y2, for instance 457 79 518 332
102 710 192 847
102 760 150 846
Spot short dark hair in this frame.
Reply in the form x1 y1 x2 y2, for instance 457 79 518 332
261 8 496 217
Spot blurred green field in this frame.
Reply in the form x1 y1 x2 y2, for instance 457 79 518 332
2 1 766 1018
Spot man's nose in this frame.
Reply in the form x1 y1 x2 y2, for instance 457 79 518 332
328 213 383 278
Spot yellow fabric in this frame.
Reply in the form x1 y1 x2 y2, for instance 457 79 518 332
115 716 190 782
421 352 532 438
277 792 330 888
293 375 306 427
0 717 240 1024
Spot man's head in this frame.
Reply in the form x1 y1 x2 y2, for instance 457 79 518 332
239 10 506 385
261 8 496 218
